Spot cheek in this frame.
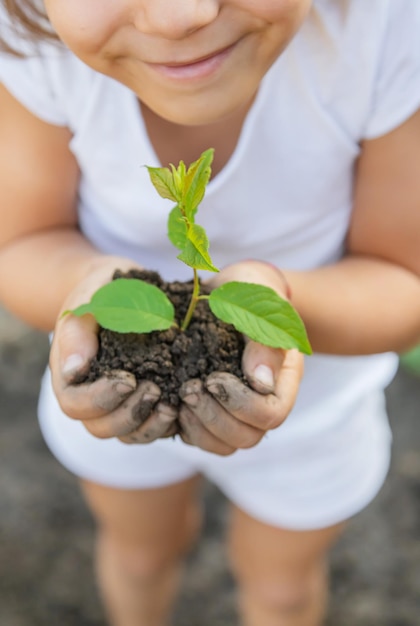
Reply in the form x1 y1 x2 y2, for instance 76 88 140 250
262 0 313 51
44 0 122 55
243 0 312 24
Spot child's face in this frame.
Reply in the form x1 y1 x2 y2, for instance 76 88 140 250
44 0 312 125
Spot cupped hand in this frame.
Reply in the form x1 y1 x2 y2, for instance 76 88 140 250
50 257 178 443
177 260 304 455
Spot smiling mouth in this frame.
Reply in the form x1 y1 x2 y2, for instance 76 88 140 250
157 43 236 67
146 42 238 80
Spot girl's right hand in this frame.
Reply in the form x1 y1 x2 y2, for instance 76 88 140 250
49 258 179 443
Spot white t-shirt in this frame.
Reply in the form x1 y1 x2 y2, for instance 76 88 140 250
1 0 420 525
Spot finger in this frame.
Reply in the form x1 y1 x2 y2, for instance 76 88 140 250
118 403 179 444
241 340 286 394
51 302 139 419
205 364 300 432
271 348 305 419
50 310 99 386
54 369 138 420
180 379 264 449
242 343 305 424
178 404 236 456
82 380 161 438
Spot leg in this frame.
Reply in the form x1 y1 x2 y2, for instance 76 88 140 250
228 505 345 626
81 475 202 626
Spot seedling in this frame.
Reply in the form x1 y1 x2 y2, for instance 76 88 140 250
66 149 311 354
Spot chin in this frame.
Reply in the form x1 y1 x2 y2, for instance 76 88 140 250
143 93 248 127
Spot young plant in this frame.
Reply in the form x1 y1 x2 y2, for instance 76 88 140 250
67 149 312 355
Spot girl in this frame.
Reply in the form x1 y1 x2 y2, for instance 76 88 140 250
1 1 420 625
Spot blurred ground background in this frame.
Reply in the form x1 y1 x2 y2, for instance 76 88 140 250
0 305 419 626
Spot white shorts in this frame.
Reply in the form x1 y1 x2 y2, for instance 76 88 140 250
38 369 392 531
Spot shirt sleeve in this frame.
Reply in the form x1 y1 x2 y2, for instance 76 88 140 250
0 47 67 126
363 0 420 139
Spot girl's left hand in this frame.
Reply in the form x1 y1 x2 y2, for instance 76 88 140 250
177 260 304 455
179 345 303 455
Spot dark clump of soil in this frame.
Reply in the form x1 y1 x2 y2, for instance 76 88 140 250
83 269 245 407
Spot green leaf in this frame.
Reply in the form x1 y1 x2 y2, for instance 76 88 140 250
69 278 176 334
208 282 312 354
183 148 214 219
167 204 188 251
146 166 180 202
177 223 219 272
171 161 186 198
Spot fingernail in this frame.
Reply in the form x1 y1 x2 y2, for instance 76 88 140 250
183 393 199 407
253 365 274 390
143 393 160 404
132 395 159 426
62 354 85 377
206 383 228 402
114 382 136 397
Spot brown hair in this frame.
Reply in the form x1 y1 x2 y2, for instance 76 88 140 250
0 0 58 56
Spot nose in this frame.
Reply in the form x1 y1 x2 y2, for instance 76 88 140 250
133 0 220 39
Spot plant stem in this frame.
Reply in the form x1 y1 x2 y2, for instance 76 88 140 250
181 268 201 331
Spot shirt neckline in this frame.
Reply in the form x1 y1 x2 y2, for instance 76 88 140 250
124 65 274 196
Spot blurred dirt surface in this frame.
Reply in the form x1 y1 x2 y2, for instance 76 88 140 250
0 307 419 626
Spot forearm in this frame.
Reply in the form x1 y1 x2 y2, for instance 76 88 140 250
0 227 131 332
284 255 420 355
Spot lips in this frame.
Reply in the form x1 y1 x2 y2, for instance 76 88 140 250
158 43 235 67
145 42 237 81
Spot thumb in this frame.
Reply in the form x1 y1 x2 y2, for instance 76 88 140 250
51 312 99 385
241 340 286 395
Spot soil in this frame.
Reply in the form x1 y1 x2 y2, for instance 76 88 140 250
82 269 246 407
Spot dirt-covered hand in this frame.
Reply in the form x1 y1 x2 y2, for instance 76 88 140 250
177 258 303 455
178 341 303 455
50 258 179 443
